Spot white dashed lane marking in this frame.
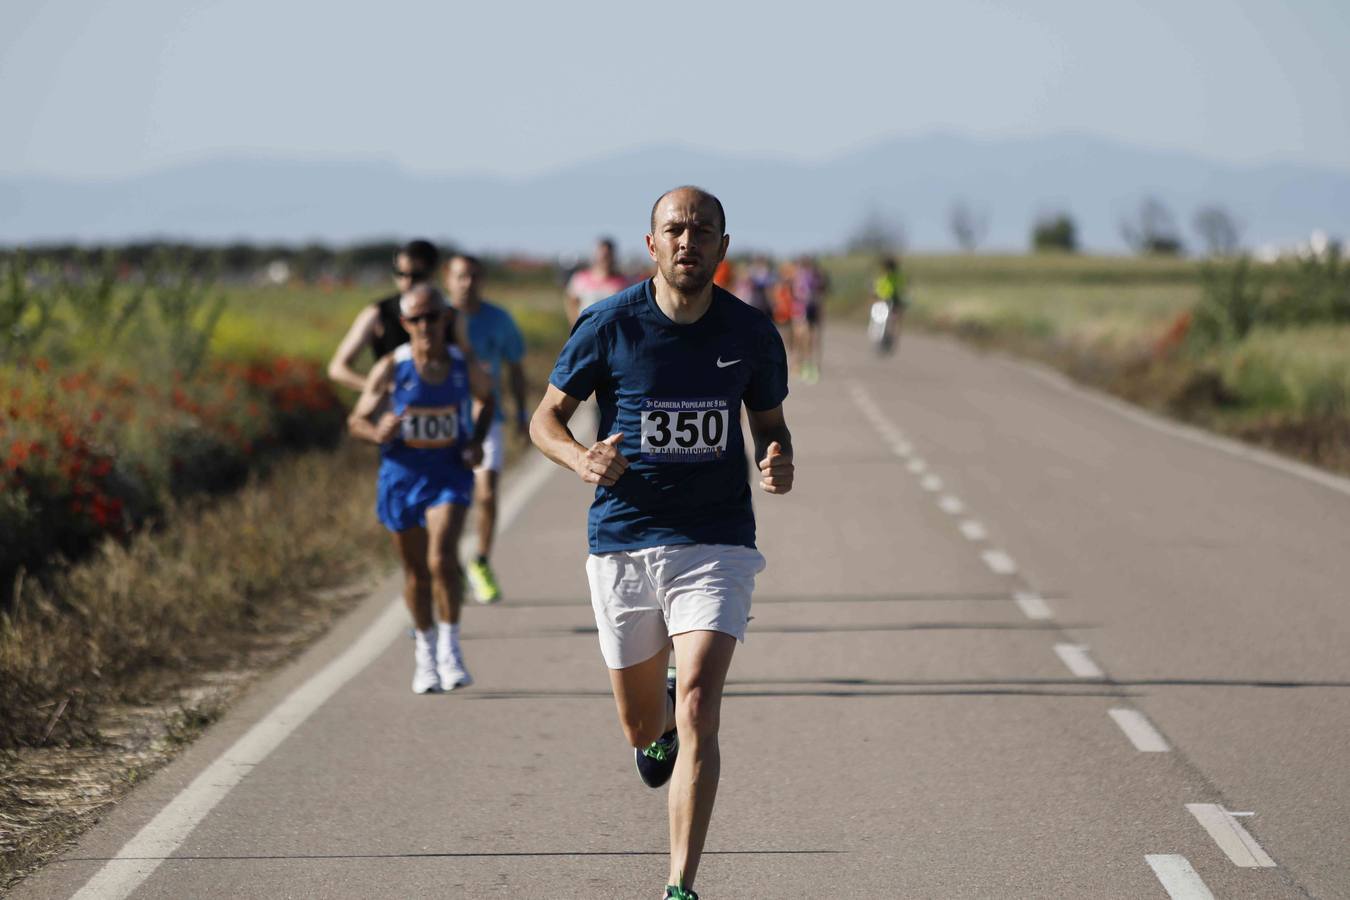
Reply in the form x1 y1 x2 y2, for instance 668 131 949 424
1186 803 1277 868
1012 591 1053 620
958 519 988 541
1054 643 1104 678
980 549 1017 575
1108 708 1170 752
906 458 927 474
1146 855 1216 900
920 474 943 492
937 495 964 515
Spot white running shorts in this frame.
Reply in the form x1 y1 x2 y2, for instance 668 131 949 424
585 543 765 669
474 420 504 474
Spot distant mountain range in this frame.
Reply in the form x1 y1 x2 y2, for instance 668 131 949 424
3 133 1347 255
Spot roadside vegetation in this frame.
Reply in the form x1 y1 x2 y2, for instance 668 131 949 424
0 251 569 886
824 252 1350 474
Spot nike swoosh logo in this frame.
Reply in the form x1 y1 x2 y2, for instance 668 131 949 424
716 357 742 368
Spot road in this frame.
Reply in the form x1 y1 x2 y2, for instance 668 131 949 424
14 327 1350 899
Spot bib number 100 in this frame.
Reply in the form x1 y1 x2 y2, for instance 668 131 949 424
641 404 729 461
401 406 459 448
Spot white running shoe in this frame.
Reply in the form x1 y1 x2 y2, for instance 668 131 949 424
437 646 473 691
412 631 441 694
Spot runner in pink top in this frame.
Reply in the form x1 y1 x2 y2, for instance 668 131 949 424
565 236 630 326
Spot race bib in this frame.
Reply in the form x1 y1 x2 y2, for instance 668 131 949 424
640 398 729 462
401 405 459 448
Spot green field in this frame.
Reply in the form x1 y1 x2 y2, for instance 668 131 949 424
210 281 570 365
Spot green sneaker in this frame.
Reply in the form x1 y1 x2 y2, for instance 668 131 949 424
467 559 502 604
664 886 698 900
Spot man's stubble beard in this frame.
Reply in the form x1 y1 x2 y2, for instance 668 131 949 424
662 259 716 294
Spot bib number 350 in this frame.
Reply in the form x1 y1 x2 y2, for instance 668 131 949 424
641 399 729 462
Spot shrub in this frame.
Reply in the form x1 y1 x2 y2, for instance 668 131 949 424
1190 249 1350 350
1031 213 1078 253
1 356 344 608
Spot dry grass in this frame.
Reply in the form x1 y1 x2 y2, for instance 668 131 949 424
0 439 391 887
0 328 565 890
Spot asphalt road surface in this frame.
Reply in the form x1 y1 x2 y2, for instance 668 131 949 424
14 328 1350 899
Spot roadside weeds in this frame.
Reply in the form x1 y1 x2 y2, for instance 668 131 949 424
0 440 391 889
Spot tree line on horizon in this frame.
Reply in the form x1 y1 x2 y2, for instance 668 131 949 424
847 198 1249 257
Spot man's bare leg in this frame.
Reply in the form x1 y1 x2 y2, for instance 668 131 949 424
425 502 473 687
424 502 468 624
473 469 499 561
667 630 736 890
391 528 432 629
608 645 676 750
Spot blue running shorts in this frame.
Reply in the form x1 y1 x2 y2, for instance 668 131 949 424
376 464 473 532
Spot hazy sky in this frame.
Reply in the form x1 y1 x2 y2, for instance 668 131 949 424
2 0 1348 180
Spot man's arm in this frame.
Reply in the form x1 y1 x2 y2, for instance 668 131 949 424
328 305 380 392
507 360 528 436
460 366 496 467
746 405 794 495
347 355 399 445
529 383 628 486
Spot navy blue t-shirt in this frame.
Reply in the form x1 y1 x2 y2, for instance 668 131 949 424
549 279 789 554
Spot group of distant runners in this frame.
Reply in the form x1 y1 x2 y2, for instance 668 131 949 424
328 187 800 899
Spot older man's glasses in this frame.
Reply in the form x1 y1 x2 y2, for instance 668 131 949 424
393 268 429 281
403 311 442 326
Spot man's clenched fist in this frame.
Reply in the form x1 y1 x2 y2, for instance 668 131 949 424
758 441 793 494
576 432 629 486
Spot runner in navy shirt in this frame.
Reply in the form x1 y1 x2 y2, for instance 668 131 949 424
531 187 794 900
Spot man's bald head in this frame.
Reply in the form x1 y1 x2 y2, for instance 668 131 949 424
650 186 726 235
399 283 447 317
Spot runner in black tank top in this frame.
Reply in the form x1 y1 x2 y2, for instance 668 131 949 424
328 240 443 393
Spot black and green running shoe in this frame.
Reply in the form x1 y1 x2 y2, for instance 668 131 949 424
636 668 679 788
664 885 698 899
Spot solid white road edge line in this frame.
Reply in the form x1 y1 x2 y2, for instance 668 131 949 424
1012 590 1052 619
1108 708 1170 752
1186 803 1277 868
1009 356 1350 500
71 452 561 900
1054 643 1104 678
981 549 1016 575
1145 855 1216 900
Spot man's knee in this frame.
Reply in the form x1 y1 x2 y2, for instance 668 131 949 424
403 565 430 589
426 550 461 584
675 684 721 742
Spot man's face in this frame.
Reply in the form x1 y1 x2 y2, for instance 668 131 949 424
393 252 430 289
400 290 447 351
445 258 480 305
646 192 728 294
